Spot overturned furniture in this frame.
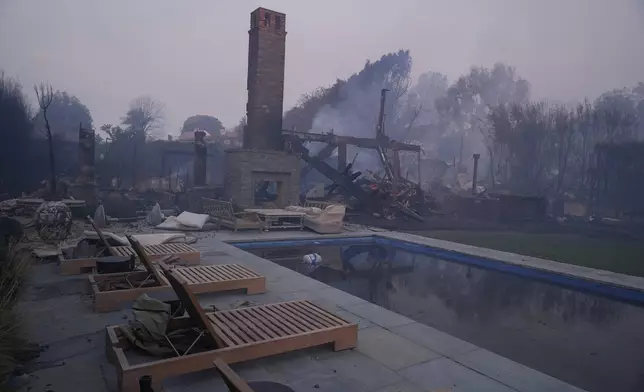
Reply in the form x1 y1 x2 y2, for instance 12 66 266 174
201 198 263 232
105 264 357 392
90 236 266 312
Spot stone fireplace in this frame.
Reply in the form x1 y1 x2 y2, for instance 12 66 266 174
225 149 300 208
224 7 300 208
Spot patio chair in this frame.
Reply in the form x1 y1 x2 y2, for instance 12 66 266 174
90 215 201 265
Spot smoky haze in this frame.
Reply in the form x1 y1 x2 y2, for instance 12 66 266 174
1 0 643 134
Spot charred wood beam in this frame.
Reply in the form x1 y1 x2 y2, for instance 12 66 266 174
376 146 395 181
392 150 401 193
285 136 371 203
301 143 337 178
281 130 420 152
395 201 425 222
337 143 347 171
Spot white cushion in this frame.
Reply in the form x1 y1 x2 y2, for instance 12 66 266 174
175 211 210 229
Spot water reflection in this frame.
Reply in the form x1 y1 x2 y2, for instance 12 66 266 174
336 245 620 327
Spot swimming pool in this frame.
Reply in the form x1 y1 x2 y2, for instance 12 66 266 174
234 236 644 392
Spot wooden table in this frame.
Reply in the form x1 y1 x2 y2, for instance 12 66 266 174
245 209 305 231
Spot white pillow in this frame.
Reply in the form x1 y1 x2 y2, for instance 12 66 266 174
156 216 184 230
175 211 210 229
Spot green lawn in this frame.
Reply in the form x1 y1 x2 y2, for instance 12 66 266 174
416 230 644 278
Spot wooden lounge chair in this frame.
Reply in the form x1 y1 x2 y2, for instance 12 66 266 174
58 216 201 275
89 236 266 312
110 242 201 265
105 264 357 392
89 215 201 265
213 358 295 392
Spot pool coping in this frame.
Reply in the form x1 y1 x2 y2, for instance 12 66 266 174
229 230 644 304
379 231 644 295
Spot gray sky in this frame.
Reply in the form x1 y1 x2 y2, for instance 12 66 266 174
1 0 643 135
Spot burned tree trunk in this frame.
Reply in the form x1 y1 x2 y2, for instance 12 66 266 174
35 83 56 198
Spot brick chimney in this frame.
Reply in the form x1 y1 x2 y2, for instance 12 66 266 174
244 7 287 151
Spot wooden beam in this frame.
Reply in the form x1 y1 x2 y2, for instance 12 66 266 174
286 138 371 203
337 143 347 171
392 150 401 193
301 143 337 178
281 130 420 152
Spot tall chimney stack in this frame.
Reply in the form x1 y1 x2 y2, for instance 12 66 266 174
244 7 287 151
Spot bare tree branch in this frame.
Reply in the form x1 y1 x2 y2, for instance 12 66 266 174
122 95 165 138
34 82 57 197
34 83 53 110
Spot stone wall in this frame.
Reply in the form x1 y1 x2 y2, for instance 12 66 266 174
245 7 286 151
224 149 300 208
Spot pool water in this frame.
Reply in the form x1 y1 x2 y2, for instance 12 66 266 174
245 242 644 392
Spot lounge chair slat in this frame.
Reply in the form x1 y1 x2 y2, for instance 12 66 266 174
213 312 254 344
300 300 350 326
218 264 241 279
200 266 229 281
226 310 272 342
276 302 323 331
236 308 281 339
251 306 300 336
290 301 336 328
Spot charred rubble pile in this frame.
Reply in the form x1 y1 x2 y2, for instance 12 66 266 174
302 161 439 223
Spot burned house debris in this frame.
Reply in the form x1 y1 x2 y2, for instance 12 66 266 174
283 128 426 220
283 88 427 222
2 5 643 236
4 7 644 392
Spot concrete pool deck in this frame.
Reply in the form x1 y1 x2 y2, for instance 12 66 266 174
18 228 600 392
